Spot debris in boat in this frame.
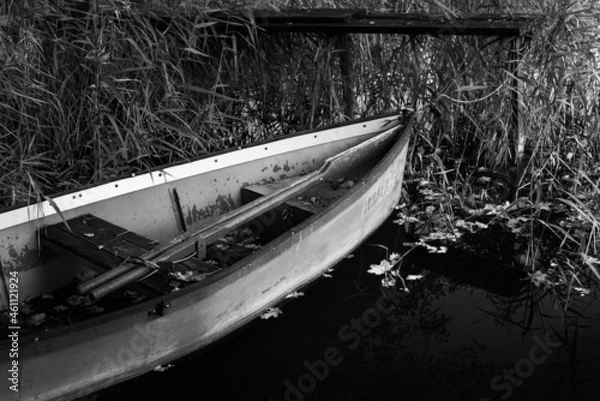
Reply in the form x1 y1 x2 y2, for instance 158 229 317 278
153 364 174 372
28 313 46 326
123 290 146 303
169 270 208 282
76 269 97 283
260 307 282 319
169 281 182 291
240 228 253 236
285 291 304 299
20 302 34 315
42 293 54 300
86 305 105 314
328 176 346 188
66 294 92 306
340 179 355 189
53 304 68 312
83 232 95 238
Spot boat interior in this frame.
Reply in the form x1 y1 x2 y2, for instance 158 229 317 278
0 156 381 335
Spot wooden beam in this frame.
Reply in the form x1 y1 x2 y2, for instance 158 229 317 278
253 10 533 37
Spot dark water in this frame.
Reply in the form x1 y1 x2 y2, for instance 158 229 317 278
95 216 600 401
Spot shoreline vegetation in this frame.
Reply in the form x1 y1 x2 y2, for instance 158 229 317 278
1 0 599 298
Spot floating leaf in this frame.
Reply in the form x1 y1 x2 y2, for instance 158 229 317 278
528 270 551 287
285 291 304 299
368 260 393 275
406 274 425 281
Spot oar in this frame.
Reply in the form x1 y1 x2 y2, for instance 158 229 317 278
81 120 403 300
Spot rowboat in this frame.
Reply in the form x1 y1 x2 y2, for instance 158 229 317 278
0 112 413 401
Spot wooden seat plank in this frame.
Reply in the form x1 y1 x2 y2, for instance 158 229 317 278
52 217 147 259
79 214 158 250
42 216 172 296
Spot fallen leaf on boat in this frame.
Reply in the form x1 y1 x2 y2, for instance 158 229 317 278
29 313 46 326
86 305 105 314
170 271 208 282
153 364 174 372
285 291 304 299
20 303 34 315
170 271 193 281
76 269 97 282
340 180 355 189
240 228 254 236
169 280 182 289
66 294 91 306
260 307 282 319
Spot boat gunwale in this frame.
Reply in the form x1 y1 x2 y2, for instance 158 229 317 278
0 113 400 223
0 113 412 347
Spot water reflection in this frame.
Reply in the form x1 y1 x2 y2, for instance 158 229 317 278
94 216 600 401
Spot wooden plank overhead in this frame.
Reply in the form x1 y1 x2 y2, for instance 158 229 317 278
250 9 533 37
